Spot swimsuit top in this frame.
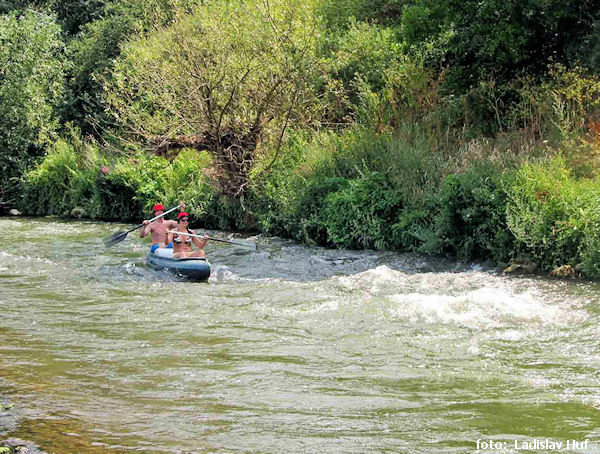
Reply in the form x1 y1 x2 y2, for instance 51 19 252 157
173 229 193 244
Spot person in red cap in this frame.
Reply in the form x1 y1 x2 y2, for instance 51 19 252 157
140 202 186 254
167 212 209 258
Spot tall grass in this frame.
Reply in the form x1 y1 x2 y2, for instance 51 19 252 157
21 140 216 222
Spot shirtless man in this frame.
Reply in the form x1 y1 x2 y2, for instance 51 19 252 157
140 202 185 254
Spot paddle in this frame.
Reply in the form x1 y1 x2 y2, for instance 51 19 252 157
104 204 181 247
168 230 257 251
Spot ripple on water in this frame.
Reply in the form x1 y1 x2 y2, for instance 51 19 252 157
0 251 56 265
1 218 600 453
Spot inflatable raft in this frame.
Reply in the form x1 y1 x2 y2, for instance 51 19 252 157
146 253 211 281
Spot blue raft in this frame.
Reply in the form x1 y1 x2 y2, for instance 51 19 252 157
146 253 211 281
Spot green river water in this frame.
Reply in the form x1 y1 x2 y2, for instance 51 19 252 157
1 217 600 453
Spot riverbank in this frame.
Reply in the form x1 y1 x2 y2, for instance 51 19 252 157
2 1 600 279
13 125 600 279
1 398 47 454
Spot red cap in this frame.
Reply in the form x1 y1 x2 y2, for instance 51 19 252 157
178 212 189 220
153 204 164 211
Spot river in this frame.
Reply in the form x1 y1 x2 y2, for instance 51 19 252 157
1 217 599 453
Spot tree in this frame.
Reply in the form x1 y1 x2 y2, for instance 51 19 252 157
106 0 323 198
65 0 190 133
0 10 68 206
401 0 600 90
0 0 104 34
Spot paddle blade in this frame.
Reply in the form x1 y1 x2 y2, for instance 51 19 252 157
103 231 128 247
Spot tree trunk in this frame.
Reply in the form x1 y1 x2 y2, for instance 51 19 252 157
148 127 260 198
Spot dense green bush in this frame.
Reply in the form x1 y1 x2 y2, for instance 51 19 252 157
91 152 216 221
323 20 402 122
400 0 600 91
65 0 187 132
430 165 514 261
21 141 216 221
0 0 104 34
252 126 442 248
506 157 600 273
20 139 96 216
0 10 69 206
581 207 600 278
389 163 516 262
255 171 347 246
324 171 400 249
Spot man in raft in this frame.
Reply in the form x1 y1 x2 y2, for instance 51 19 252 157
140 202 186 255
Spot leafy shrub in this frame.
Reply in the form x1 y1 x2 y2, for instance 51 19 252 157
324 171 400 249
327 20 401 97
390 164 515 261
391 206 439 252
22 140 216 222
0 10 69 206
161 150 215 219
255 171 347 245
580 206 600 278
90 151 215 221
430 165 514 261
506 157 600 272
294 177 348 245
21 139 96 216
252 125 448 248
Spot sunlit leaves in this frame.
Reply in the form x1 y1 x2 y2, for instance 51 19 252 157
0 10 68 202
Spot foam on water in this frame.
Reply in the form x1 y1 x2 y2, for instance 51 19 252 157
3 218 600 453
524 373 557 389
495 329 525 341
0 250 56 265
327 266 588 330
388 287 586 328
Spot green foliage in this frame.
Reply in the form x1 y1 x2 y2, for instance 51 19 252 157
389 163 517 262
506 157 600 273
107 0 323 148
53 0 104 34
320 21 443 126
21 140 215 221
20 139 96 216
89 154 163 220
0 10 69 205
65 0 187 132
0 0 38 14
324 171 401 249
65 13 136 131
580 206 600 278
431 165 514 261
291 177 347 245
406 0 600 90
252 126 443 249
317 0 406 29
327 21 401 97
0 0 104 34
90 152 215 221
255 161 347 245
